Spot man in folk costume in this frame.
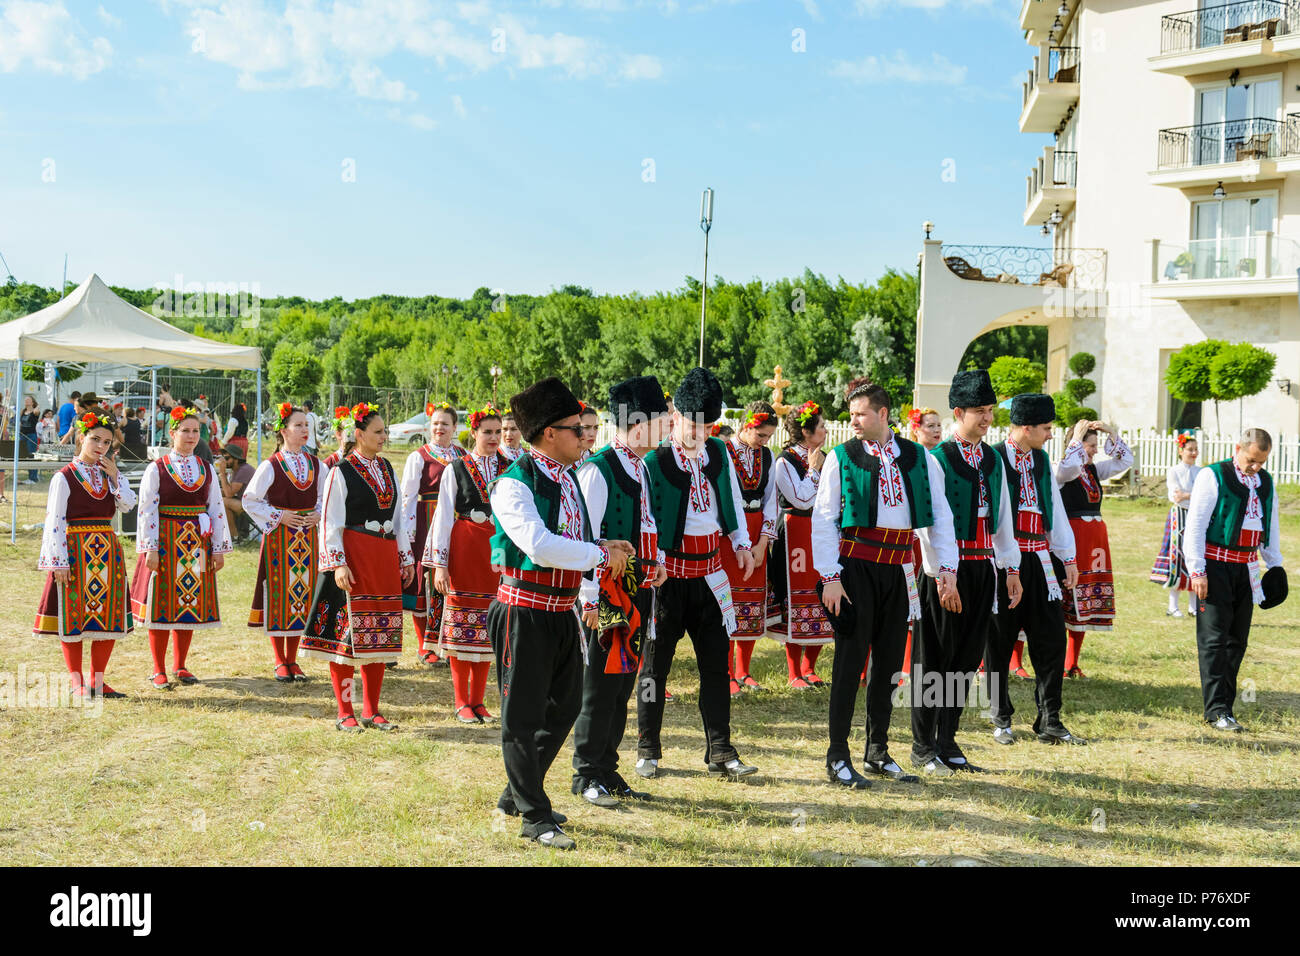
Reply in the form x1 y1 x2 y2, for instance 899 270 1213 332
813 380 959 788
636 366 761 781
1186 428 1287 733
909 371 1023 776
571 376 671 808
487 377 634 850
400 402 465 667
985 393 1084 745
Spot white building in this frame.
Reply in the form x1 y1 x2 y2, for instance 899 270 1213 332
915 0 1300 433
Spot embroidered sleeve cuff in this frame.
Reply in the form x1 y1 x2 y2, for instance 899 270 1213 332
760 523 777 539
1192 570 1207 579
399 549 415 568
426 547 449 568
320 547 347 570
1062 557 1077 566
819 572 841 584
38 557 70 571
583 601 598 614
1006 567 1020 574
939 565 958 576
595 543 609 569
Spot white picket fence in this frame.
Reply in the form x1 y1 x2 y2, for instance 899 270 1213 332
595 421 1300 486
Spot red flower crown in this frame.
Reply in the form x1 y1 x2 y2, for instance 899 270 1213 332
426 401 455 420
168 406 201 430
908 406 937 429
75 411 114 435
795 401 821 427
742 410 773 431
709 423 724 437
468 405 503 431
332 405 353 432
350 402 373 425
272 401 295 431
1176 433 1194 448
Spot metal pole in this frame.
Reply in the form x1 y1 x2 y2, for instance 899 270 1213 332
9 361 20 541
255 367 263 463
699 229 709 367
150 368 157 450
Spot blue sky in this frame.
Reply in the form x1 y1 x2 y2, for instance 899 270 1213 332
1 0 1045 299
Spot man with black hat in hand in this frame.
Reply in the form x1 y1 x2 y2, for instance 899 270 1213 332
487 377 635 850
986 393 1084 746
1186 427 1286 733
812 379 959 788
637 366 760 781
910 370 1023 776
571 376 672 807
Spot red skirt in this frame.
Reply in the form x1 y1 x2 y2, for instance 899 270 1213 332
301 528 403 664
769 512 834 646
1063 517 1115 632
438 517 500 662
721 511 768 639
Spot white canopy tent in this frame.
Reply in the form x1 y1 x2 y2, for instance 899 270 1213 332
0 273 263 540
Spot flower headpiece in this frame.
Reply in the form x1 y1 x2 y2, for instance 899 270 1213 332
426 401 454 420
1176 433 1194 448
468 405 503 431
795 401 821 427
168 406 201 430
742 410 773 431
350 402 373 425
908 406 937 429
272 401 295 431
332 405 352 432
709 423 724 437
76 410 115 435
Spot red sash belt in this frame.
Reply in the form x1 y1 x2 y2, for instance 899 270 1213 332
664 532 722 578
1014 510 1049 552
496 566 584 611
1206 528 1261 565
840 526 913 565
958 516 994 560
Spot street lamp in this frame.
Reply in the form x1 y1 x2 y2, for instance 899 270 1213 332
698 187 714 367
490 363 502 406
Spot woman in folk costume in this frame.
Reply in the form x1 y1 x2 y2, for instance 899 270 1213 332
35 409 137 700
722 401 779 696
130 404 233 690
770 401 835 688
425 406 511 723
322 406 353 470
1151 434 1202 617
1056 417 1132 677
578 403 601 465
243 403 327 683
302 403 416 732
400 401 465 666
221 403 251 460
500 410 525 462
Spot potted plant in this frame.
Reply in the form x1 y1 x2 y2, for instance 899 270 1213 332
1174 251 1194 278
1238 257 1256 277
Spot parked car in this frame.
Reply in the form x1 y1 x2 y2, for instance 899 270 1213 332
103 378 153 397
389 412 429 448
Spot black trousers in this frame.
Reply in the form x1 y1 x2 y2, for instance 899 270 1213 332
636 575 739 765
827 557 911 765
487 599 583 834
911 560 997 763
986 553 1068 731
572 586 653 787
1196 560 1254 722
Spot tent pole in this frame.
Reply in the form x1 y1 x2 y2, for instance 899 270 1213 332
255 367 263 463
150 369 157 451
11 360 21 543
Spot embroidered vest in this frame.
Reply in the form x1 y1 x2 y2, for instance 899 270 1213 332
933 439 1003 539
489 455 594 571
1059 462 1103 520
451 454 509 520
778 448 813 516
993 441 1055 533
339 456 397 527
837 438 935 530
726 441 773 511
585 445 644 544
645 436 741 550
1205 459 1273 549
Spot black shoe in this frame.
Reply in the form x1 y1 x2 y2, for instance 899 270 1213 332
862 759 920 782
634 758 658 779
498 791 566 825
943 756 986 773
1211 715 1246 733
527 827 576 851
826 759 871 789
580 781 619 808
910 755 954 777
606 772 651 800
707 758 759 780
273 663 293 683
1035 722 1087 745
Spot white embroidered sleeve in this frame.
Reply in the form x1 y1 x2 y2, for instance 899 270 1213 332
576 464 609 611
111 471 137 513
1046 465 1077 563
37 473 71 571
811 446 844 581
760 462 780 539
320 466 349 571
722 451 752 553
916 453 959 575
136 463 161 554
1095 434 1134 481
424 464 458 568
1184 467 1218 577
1055 440 1087 484
400 450 423 540
240 461 283 534
206 463 234 555
491 475 605 572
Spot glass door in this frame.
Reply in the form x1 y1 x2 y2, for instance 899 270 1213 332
1197 87 1226 165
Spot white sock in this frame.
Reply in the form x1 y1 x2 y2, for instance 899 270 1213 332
831 759 853 781
1168 592 1179 613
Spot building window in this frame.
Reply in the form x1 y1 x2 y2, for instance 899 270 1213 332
1190 194 1276 278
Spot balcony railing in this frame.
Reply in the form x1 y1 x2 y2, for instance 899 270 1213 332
1156 117 1282 168
1027 150 1077 209
1155 234 1300 281
1052 149 1077 187
1160 0 1294 54
941 245 1106 288
1047 46 1081 82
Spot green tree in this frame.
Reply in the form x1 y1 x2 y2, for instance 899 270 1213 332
1210 342 1277 432
988 355 1045 398
268 342 324 402
1166 339 1227 430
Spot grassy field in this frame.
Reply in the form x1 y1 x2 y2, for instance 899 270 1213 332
1 475 1297 866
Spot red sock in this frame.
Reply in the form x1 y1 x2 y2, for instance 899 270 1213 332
284 636 300 665
60 641 84 688
1010 640 1025 672
801 644 822 676
1065 631 1084 671
901 630 913 679
735 639 756 676
413 616 427 655
270 636 287 668
360 661 386 719
89 639 114 692
148 629 169 676
469 660 491 708
785 644 803 680
172 630 193 672
449 657 471 710
329 662 356 719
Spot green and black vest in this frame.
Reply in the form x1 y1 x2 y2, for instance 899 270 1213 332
992 441 1055 532
645 437 740 551
1205 459 1274 549
932 439 1004 540
836 437 935 530
488 454 594 571
584 444 645 544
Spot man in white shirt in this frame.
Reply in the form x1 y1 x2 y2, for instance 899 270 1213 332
1185 428 1286 733
812 380 959 787
303 401 320 454
985 393 1084 746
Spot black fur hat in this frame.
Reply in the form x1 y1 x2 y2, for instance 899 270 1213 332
509 377 583 442
1010 393 1055 426
949 369 996 410
672 367 724 423
608 375 670 430
1261 566 1289 610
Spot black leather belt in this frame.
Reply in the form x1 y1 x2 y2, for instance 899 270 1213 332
500 576 580 598
665 548 719 561
344 523 395 540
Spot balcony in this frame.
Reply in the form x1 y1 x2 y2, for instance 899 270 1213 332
1020 0 1075 46
1151 1 1300 74
1020 44 1081 133
1024 147 1077 226
1148 234 1300 298
941 244 1105 289
1149 117 1285 186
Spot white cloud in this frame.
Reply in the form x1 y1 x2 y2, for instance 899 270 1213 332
830 50 967 85
350 62 415 101
620 52 662 80
451 92 466 117
0 0 112 78
389 108 436 129
797 0 821 21
96 4 120 27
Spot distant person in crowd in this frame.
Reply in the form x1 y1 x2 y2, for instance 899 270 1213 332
122 407 145 459
158 385 174 410
57 391 82 444
578 403 600 464
20 395 40 483
222 403 250 460
216 443 257 541
908 406 943 451
500 411 524 461
303 400 320 454
1151 435 1203 617
38 409 57 444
